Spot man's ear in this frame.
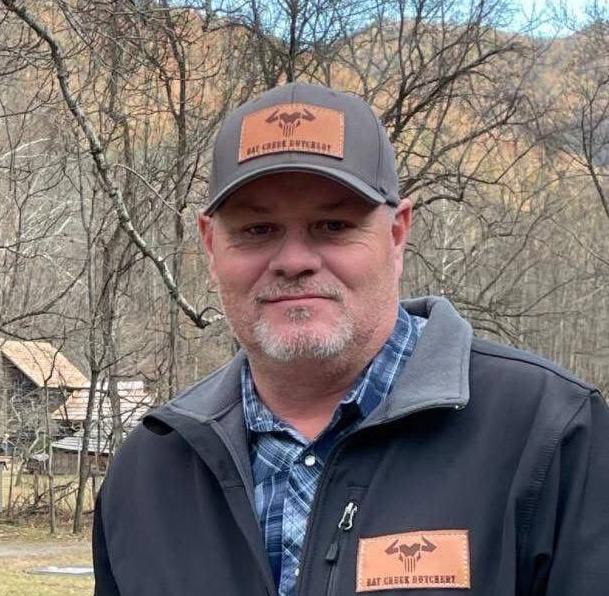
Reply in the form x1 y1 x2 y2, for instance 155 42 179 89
197 211 218 284
390 199 412 279
391 198 413 251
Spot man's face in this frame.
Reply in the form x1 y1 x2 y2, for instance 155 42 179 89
198 172 412 362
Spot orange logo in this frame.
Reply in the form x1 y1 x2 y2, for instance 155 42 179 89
356 530 471 592
238 103 344 163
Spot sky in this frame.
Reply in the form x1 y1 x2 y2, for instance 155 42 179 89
511 0 609 35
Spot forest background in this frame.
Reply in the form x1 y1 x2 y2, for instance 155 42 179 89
0 0 608 535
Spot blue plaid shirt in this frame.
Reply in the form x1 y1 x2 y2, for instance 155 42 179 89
242 307 426 595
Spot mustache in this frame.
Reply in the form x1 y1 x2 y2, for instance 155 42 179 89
254 282 343 303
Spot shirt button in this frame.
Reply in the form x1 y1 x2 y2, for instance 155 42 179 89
304 454 316 467
294 567 300 577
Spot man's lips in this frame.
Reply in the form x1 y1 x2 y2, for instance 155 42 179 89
262 294 331 303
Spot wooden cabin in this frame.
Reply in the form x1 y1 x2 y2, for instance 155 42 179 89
50 380 154 474
0 340 88 443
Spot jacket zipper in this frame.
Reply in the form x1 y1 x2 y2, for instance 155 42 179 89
325 500 359 596
296 403 463 595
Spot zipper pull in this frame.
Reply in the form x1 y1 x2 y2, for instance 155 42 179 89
325 540 340 563
338 501 358 531
325 501 359 563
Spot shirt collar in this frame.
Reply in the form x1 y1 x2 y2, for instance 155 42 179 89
242 305 424 437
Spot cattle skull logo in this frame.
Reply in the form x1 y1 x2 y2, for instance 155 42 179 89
385 536 437 573
265 108 316 138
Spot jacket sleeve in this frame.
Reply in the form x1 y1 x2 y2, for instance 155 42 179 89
93 485 121 596
527 390 609 595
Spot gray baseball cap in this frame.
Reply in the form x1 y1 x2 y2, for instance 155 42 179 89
205 83 400 214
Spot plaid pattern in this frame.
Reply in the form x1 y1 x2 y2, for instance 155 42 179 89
242 307 426 595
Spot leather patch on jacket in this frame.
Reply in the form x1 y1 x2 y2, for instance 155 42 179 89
356 529 471 591
238 103 344 162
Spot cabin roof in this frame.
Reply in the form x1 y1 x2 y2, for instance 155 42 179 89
0 340 88 389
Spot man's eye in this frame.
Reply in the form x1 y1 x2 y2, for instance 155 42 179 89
317 220 350 233
243 224 275 236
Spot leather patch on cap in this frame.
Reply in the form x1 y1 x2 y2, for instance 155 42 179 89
356 530 471 592
238 103 344 163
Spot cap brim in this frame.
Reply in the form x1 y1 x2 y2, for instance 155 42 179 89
204 164 397 215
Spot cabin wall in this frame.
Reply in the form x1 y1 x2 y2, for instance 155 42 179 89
51 449 108 475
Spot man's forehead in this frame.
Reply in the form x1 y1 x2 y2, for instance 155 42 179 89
223 196 358 215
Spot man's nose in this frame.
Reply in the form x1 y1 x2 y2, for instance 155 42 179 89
268 230 322 279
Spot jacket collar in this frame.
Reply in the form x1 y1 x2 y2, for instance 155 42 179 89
363 296 472 424
143 296 472 506
146 295 472 428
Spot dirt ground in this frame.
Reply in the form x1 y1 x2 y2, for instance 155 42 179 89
0 522 93 596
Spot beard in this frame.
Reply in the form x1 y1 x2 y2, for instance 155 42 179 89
252 304 355 361
220 279 356 362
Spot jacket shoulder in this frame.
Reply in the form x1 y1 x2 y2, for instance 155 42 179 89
133 354 244 440
171 358 235 404
471 337 597 394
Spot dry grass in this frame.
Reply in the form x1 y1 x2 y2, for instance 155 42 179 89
0 465 98 595
0 521 91 542
1 470 96 517
0 553 93 596
0 521 93 596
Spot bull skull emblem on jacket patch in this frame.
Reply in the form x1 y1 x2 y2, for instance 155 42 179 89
385 536 437 573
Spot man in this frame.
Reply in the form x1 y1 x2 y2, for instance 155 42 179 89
93 83 609 595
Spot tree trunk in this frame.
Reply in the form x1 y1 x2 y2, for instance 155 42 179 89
73 369 98 533
40 385 56 533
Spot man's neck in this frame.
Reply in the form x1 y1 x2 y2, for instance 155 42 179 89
246 345 380 440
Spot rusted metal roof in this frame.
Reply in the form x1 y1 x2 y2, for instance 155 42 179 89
0 340 88 389
52 380 153 427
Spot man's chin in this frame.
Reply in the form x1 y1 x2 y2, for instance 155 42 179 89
260 343 346 362
252 322 354 362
